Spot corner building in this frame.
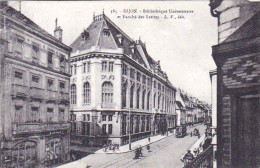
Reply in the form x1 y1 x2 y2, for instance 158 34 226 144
70 14 176 148
0 3 71 168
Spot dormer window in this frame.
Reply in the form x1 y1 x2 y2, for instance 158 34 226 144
103 28 110 36
116 34 122 44
81 30 89 41
130 44 135 53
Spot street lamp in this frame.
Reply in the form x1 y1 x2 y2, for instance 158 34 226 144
128 107 131 150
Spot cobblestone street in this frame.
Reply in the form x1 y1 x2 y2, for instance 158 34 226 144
59 124 206 168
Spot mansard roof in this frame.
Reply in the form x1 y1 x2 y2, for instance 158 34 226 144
1 5 71 51
70 13 176 89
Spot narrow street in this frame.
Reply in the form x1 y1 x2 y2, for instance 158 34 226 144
59 124 206 168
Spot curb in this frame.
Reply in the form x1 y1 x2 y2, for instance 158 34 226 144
96 133 175 155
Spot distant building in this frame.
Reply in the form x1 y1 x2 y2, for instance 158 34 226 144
210 0 260 167
175 90 186 126
0 2 71 167
69 13 177 152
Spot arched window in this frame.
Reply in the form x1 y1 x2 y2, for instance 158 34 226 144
142 90 146 109
102 82 113 103
147 92 150 110
122 82 127 108
71 84 76 104
83 82 91 104
136 88 140 109
130 85 134 108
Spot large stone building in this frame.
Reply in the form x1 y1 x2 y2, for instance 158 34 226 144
69 13 177 149
210 0 260 167
0 2 71 167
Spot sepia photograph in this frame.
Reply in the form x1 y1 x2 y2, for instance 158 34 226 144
0 0 260 168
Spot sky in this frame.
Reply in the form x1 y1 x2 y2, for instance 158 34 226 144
9 1 218 103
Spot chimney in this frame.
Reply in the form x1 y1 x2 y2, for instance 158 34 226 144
54 18 63 42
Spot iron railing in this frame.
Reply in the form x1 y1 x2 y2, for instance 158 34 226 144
183 145 213 168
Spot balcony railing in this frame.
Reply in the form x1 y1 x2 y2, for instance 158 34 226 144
29 87 45 100
183 145 213 168
13 122 70 135
58 92 69 102
11 84 29 98
101 103 115 109
46 90 58 101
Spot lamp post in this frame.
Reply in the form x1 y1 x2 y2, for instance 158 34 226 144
128 107 131 150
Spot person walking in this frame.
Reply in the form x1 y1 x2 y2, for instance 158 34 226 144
139 145 143 157
148 136 151 143
146 144 151 152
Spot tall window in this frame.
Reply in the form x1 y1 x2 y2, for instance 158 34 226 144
122 63 128 75
14 105 23 123
102 124 107 135
136 88 140 109
48 51 53 68
60 54 65 72
32 45 39 63
30 107 39 123
47 108 54 122
108 62 113 72
153 93 156 108
108 124 113 134
102 61 107 71
47 79 54 90
130 85 134 108
74 65 77 74
59 108 65 122
158 94 161 109
130 68 135 79
147 92 150 110
137 72 141 81
122 82 127 108
162 97 164 110
71 84 77 104
15 37 24 57
102 82 113 103
83 82 91 104
142 90 146 109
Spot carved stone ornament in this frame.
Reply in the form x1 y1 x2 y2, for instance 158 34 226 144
101 75 106 80
73 78 77 83
122 77 127 84
109 75 114 80
130 81 135 86
143 86 146 90
136 83 140 89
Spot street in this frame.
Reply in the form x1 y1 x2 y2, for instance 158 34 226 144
59 124 206 168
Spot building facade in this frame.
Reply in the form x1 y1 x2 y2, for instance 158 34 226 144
210 0 260 167
0 3 71 168
69 14 177 150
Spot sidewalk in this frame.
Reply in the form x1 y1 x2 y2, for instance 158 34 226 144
95 132 174 154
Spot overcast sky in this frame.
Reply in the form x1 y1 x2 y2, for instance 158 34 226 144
10 1 218 103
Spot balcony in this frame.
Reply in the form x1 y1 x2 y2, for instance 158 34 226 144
11 84 29 98
29 87 45 100
183 145 213 168
58 91 69 103
101 103 116 109
46 90 58 101
13 122 71 135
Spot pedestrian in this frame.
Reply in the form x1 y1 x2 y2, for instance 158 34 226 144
112 145 116 153
134 148 139 159
193 148 197 157
139 145 143 157
146 144 150 152
103 144 107 152
198 133 200 139
190 132 193 137
148 136 151 143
